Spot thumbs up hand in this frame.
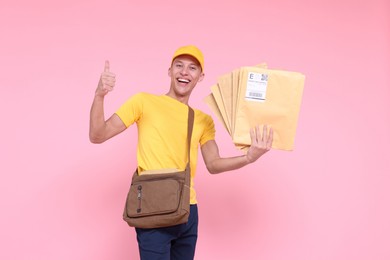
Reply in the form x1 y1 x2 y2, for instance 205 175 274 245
96 60 116 97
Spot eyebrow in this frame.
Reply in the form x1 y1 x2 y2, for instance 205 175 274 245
173 60 199 67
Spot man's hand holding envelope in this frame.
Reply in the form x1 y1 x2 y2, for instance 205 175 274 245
205 64 305 151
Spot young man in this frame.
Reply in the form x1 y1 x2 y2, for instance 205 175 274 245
89 45 273 260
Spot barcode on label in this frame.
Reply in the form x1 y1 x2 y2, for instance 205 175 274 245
249 92 263 98
245 72 268 102
248 92 265 100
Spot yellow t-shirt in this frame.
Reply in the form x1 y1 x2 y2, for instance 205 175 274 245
115 92 215 204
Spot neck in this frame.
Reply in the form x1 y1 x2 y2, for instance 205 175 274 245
165 91 190 105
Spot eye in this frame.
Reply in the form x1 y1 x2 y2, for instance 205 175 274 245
190 66 198 71
175 63 183 68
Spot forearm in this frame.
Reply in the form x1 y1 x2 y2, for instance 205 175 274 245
201 129 272 175
89 95 107 143
207 155 251 174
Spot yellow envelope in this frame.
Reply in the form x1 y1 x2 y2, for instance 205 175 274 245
204 93 229 132
233 67 305 150
216 73 233 134
230 64 267 138
211 84 231 135
204 92 248 151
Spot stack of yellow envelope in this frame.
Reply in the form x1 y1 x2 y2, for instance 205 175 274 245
204 64 305 151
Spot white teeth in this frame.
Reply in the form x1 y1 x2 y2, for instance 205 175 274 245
178 78 190 83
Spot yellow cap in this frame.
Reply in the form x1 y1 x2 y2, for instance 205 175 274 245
171 45 204 71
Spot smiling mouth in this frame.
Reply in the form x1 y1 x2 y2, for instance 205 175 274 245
177 78 190 84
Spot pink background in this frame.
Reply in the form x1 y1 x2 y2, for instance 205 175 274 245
1 0 389 259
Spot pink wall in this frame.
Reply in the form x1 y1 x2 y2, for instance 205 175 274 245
1 0 389 259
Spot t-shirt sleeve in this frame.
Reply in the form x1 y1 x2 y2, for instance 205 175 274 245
200 114 216 146
115 93 144 127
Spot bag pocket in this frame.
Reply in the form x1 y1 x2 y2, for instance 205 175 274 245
126 178 182 218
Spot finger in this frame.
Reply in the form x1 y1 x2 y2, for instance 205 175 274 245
101 75 116 82
267 128 274 149
103 82 115 88
103 84 113 91
262 125 268 142
256 125 262 142
101 73 116 80
104 60 110 72
250 127 256 144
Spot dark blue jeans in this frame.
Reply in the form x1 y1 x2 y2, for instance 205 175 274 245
135 205 198 260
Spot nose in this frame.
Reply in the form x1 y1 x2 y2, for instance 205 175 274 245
180 66 189 75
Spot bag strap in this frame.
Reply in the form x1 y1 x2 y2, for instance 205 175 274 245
186 107 195 170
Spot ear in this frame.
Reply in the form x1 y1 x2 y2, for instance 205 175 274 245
168 67 172 77
198 72 205 82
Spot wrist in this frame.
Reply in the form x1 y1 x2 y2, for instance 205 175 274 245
244 154 253 164
94 91 106 99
